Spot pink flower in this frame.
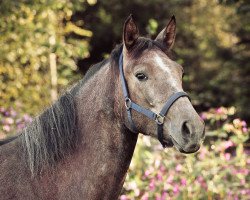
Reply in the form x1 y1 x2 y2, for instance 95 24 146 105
167 174 174 183
200 113 206 120
134 189 140 197
175 164 182 172
224 153 231 161
141 192 149 200
120 195 128 200
149 180 155 191
216 107 223 114
201 182 207 189
157 172 163 181
4 111 10 116
156 196 161 200
246 189 250 195
196 176 207 188
240 179 246 185
23 114 32 123
160 166 165 172
241 120 247 127
0 107 5 113
239 169 249 175
198 147 207 160
242 127 248 133
144 170 151 177
227 191 233 196
4 117 14 125
173 184 179 194
224 141 234 149
10 109 17 117
241 189 248 195
218 141 234 151
3 125 11 132
17 123 25 130
197 176 204 183
161 192 168 199
181 178 187 186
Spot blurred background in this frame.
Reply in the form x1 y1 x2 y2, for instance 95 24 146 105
0 0 249 199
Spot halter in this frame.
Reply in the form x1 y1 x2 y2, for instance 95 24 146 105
119 52 190 148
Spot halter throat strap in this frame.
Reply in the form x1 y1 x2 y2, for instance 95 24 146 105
119 52 190 147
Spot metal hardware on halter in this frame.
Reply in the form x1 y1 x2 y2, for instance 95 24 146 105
155 114 165 125
125 97 132 110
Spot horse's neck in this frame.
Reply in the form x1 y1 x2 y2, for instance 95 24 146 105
0 61 137 200
68 61 138 199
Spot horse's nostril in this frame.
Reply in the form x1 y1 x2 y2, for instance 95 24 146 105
182 121 191 136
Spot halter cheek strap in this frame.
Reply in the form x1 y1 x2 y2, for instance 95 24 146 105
119 53 190 147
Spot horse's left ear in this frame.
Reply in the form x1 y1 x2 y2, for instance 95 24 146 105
123 14 139 50
155 15 176 50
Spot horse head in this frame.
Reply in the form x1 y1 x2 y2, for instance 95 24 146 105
120 15 205 153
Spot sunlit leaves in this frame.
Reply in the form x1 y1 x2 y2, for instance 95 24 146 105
146 19 158 35
0 0 91 114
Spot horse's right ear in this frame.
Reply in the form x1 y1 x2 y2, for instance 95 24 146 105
155 15 176 50
123 14 139 50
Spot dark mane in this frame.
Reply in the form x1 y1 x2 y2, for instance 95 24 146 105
20 37 167 175
21 60 110 174
21 91 78 174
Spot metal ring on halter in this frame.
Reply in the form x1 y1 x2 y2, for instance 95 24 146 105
125 97 132 110
155 114 165 125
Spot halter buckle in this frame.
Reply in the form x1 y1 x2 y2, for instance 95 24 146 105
125 98 132 110
155 113 165 125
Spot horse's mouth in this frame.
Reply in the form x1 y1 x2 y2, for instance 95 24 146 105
166 135 200 154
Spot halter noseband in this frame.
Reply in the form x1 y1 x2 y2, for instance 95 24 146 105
119 52 190 148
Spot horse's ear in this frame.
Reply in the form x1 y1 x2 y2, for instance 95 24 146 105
123 14 139 50
155 15 176 50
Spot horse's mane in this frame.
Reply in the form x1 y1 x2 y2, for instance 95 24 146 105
20 38 166 175
21 91 77 174
20 59 109 174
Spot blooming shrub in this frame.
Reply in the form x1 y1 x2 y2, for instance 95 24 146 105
0 106 32 139
120 107 250 200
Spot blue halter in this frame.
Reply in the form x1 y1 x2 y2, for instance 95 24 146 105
119 52 190 148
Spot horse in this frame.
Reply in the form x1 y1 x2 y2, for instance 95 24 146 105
0 15 205 200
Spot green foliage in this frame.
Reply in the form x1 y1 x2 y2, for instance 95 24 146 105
146 19 158 35
120 107 250 199
0 0 91 114
77 0 250 120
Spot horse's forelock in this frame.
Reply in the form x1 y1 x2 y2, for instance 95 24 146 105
110 38 172 61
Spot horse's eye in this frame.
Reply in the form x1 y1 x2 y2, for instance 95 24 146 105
135 73 148 81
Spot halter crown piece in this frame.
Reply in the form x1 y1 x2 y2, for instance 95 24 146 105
119 52 190 148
